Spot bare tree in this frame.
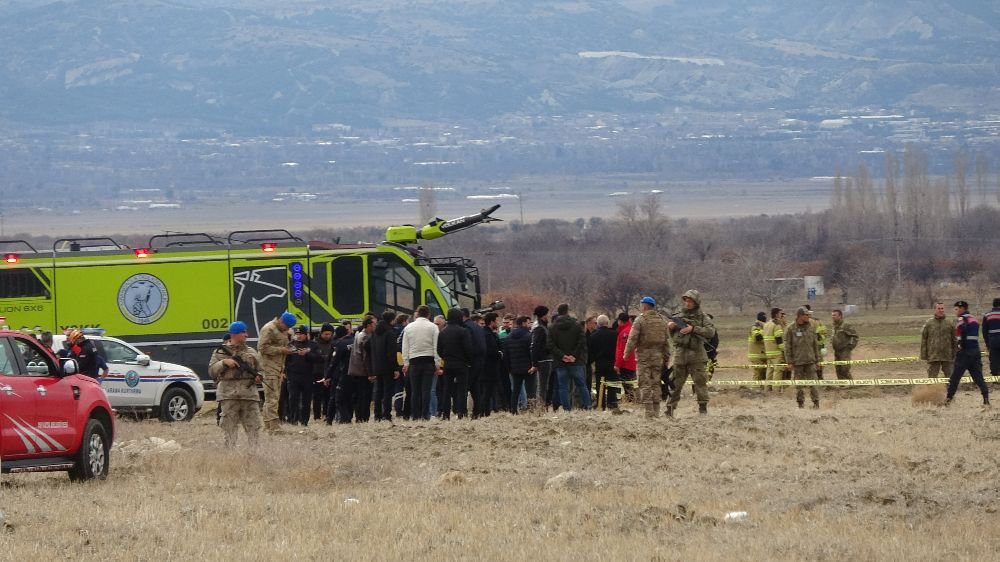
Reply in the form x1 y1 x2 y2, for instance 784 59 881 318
730 245 798 309
974 152 988 207
954 149 968 216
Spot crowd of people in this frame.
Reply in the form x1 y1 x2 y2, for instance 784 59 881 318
207 295 1000 447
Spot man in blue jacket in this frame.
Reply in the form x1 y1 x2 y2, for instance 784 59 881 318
946 301 990 407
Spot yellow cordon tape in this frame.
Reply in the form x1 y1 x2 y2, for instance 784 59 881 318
702 376 1000 387
718 351 990 370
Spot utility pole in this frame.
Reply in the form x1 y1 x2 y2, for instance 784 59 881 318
516 192 524 225
894 237 902 285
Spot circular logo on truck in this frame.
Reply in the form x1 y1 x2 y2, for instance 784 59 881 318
124 370 141 388
117 274 169 325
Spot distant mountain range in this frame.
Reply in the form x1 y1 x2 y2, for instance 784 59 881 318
1 0 998 132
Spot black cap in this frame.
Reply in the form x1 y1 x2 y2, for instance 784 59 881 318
954 301 969 309
321 323 335 333
756 312 767 322
533 305 549 318
295 324 309 334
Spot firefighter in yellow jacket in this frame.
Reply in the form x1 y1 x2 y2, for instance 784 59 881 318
763 307 787 389
747 312 767 381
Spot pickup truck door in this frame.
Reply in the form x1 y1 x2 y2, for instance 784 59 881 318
11 336 75 456
0 337 40 460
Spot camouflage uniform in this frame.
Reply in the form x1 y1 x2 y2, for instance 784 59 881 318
209 343 263 447
784 319 821 407
920 315 955 378
257 318 290 431
747 320 767 381
831 319 859 380
666 290 716 414
623 308 671 417
763 317 787 388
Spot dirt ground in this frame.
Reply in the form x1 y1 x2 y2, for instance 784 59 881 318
2 307 998 561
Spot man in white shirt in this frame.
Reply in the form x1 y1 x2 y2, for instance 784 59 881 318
402 305 442 420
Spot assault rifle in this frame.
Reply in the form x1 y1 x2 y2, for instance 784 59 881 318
216 346 260 384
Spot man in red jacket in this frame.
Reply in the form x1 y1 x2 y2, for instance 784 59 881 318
614 312 638 404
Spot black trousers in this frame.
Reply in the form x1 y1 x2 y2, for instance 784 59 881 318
278 378 289 421
312 381 328 420
535 361 554 407
989 342 1000 375
509 371 538 414
338 375 373 423
374 372 396 421
475 366 499 418
325 376 341 423
286 376 313 426
947 352 989 401
408 359 436 420
440 366 469 419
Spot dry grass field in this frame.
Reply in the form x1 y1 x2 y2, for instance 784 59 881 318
2 306 999 561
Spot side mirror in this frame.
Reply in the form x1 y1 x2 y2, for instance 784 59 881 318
62 359 79 376
136 354 151 367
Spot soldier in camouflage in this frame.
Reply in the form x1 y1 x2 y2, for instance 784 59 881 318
258 312 297 433
665 290 716 416
209 321 263 447
784 307 821 409
831 309 859 380
623 296 671 418
920 302 955 378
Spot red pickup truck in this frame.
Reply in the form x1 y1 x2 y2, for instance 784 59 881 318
0 331 115 480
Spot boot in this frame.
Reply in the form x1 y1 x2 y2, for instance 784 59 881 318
812 400 820 409
944 397 953 407
984 396 991 407
664 405 674 418
797 400 804 409
698 403 708 415
645 403 660 418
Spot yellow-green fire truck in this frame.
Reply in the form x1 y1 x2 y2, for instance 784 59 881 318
0 205 500 398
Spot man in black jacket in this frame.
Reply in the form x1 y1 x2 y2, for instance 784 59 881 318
504 316 535 414
324 326 351 425
462 308 487 416
530 305 554 410
589 315 619 409
285 325 320 426
311 323 336 421
476 312 503 418
438 308 474 419
371 311 400 422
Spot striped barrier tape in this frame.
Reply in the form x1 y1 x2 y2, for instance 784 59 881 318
718 352 990 370
702 375 1000 387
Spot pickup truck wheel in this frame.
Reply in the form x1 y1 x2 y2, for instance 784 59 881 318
160 387 195 422
68 419 110 481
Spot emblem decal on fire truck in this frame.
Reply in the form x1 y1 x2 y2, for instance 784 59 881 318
118 274 169 325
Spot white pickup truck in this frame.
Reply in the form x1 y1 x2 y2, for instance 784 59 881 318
51 334 204 422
